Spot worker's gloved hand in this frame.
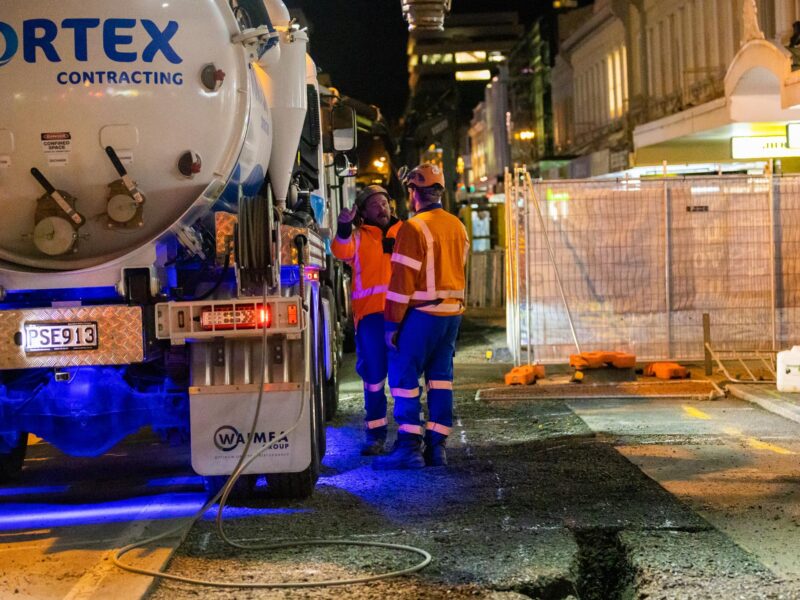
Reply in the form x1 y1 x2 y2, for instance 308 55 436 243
382 238 395 254
338 205 359 224
385 331 398 350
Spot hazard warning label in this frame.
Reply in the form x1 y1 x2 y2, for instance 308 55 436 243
41 132 72 153
41 132 71 166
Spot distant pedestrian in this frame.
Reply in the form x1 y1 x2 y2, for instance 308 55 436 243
374 163 469 470
332 185 402 455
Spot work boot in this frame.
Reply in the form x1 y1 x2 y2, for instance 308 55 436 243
360 430 387 456
372 433 425 470
423 430 448 467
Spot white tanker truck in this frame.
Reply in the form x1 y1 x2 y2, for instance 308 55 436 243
0 0 357 498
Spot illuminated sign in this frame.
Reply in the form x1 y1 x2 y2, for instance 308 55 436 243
455 69 491 81
787 123 800 148
730 136 800 159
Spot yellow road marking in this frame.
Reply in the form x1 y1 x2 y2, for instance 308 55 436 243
682 405 712 420
723 426 794 455
746 437 795 455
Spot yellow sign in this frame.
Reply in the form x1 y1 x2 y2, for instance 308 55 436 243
731 135 800 159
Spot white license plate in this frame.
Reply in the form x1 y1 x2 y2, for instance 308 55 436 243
24 322 99 353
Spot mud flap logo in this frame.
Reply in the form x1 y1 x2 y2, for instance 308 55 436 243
213 425 289 452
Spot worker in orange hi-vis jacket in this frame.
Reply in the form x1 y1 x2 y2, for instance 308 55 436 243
373 164 469 470
332 185 403 455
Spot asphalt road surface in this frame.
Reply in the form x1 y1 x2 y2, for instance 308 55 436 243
4 319 800 599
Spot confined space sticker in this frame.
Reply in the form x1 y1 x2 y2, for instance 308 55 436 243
41 132 71 167
41 132 72 153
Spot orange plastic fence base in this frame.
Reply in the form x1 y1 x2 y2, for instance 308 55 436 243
569 351 636 370
505 364 546 386
644 362 689 379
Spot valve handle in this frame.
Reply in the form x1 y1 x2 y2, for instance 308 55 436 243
29 167 84 226
30 167 56 195
105 146 128 177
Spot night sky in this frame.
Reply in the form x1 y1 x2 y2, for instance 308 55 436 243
285 1 552 123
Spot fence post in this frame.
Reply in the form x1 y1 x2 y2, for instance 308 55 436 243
524 174 533 366
663 162 672 358
768 160 777 351
703 312 712 376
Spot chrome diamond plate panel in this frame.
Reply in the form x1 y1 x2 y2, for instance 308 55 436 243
0 305 143 370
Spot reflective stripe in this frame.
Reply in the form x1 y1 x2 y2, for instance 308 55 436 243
426 422 452 436
353 233 363 295
399 423 424 435
413 218 437 296
419 303 463 314
426 380 453 391
386 291 411 304
364 379 386 392
352 285 388 300
391 253 422 271
367 417 388 429
411 290 465 301
391 387 420 398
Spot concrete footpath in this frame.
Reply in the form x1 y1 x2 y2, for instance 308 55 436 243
727 383 800 425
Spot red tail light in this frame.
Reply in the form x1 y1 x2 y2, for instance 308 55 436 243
200 304 272 330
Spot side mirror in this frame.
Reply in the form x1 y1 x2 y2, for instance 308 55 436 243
331 104 357 152
334 152 357 177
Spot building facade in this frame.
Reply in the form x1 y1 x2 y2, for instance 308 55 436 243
551 0 800 177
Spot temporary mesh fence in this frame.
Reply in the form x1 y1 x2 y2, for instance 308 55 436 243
505 168 800 364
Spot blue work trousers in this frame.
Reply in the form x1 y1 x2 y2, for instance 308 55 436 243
388 310 461 435
355 312 389 436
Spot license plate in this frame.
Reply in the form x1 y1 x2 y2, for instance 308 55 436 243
24 322 99 353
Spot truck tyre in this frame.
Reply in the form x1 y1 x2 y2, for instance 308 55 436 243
320 284 340 421
267 294 323 499
267 391 320 499
0 432 28 483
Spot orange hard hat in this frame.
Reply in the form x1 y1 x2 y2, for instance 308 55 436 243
404 163 445 189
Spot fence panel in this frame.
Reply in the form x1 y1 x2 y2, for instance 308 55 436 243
506 170 798 364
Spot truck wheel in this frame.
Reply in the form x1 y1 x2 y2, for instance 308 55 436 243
0 432 28 483
320 285 340 421
324 359 339 422
267 396 320 499
313 291 327 458
267 296 322 500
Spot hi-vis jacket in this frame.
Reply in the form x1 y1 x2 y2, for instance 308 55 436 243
332 218 402 327
384 204 469 332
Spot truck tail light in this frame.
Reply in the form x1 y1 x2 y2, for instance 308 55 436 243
200 304 271 330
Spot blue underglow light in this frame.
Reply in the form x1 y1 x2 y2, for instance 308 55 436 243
0 494 309 531
0 485 69 498
147 476 205 488
1 287 120 308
